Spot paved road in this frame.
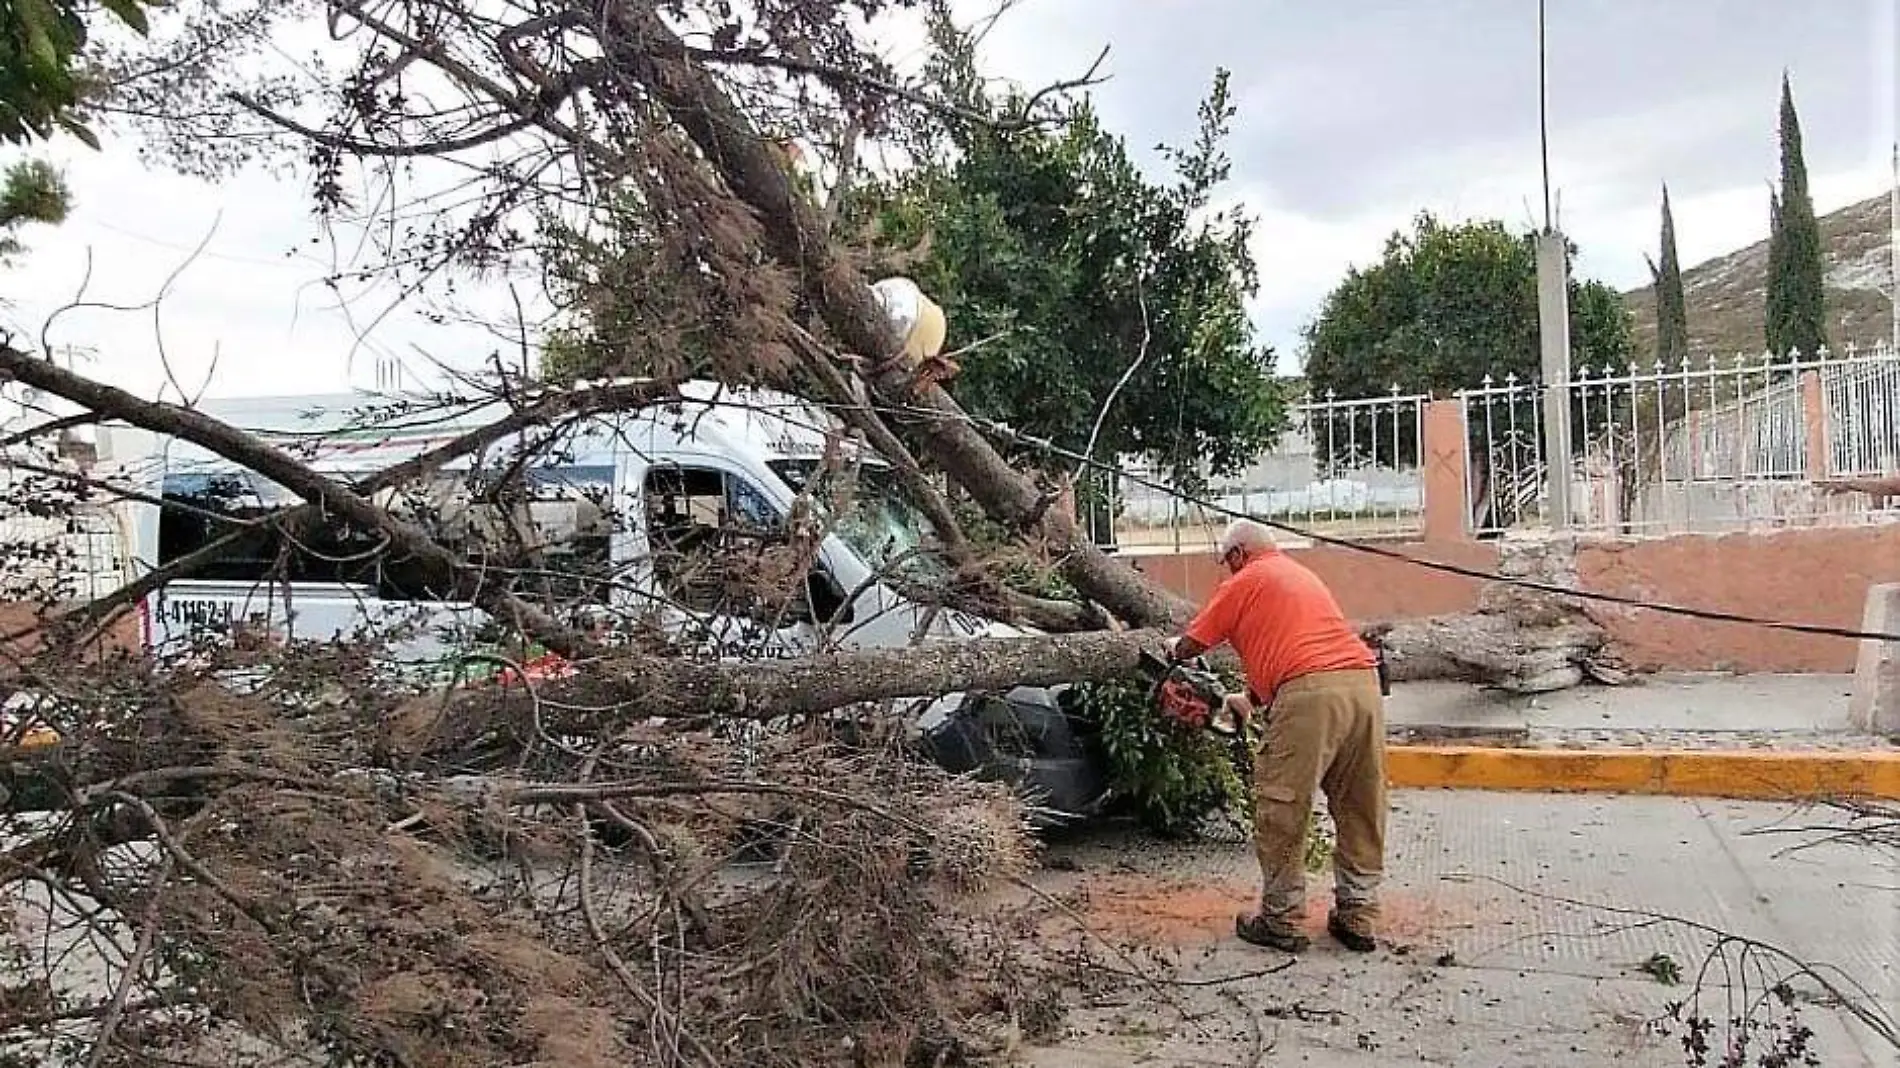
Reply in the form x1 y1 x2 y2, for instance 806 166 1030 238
1021 791 1899 1067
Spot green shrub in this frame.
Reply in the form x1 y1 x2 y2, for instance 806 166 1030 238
1063 674 1254 836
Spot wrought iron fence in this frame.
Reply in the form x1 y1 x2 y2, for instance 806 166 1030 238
1110 389 1427 552
1460 344 1900 537
1824 352 1900 477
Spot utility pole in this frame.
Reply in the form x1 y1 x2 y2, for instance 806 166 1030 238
1535 0 1573 528
1890 141 1898 351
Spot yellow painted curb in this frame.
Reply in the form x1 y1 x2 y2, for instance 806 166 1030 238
1386 746 1900 800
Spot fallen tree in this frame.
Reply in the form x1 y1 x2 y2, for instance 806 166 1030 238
1 652 1063 1067
0 4 1654 1065
1366 538 1624 693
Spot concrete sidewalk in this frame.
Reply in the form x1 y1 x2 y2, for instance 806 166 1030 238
1376 675 1900 800
1386 673 1888 748
1022 791 1900 1067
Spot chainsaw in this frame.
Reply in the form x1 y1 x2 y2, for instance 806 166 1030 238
1136 649 1240 736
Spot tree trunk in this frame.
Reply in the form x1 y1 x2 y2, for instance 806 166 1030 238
1368 614 1606 693
385 626 1164 758
0 628 1164 808
602 7 1195 631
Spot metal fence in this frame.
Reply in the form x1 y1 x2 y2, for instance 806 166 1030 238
1460 344 1900 537
1825 352 1900 477
1110 389 1427 552
0 508 133 603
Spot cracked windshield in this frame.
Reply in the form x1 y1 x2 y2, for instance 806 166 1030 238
770 459 951 584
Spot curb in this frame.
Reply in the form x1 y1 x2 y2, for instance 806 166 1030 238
1385 745 1900 800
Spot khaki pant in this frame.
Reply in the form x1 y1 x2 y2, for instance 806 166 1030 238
1251 668 1386 924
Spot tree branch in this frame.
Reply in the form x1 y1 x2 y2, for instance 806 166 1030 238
601 5 1190 630
0 344 603 660
682 42 1109 132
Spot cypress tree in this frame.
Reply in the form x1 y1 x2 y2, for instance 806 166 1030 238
1765 72 1828 359
1650 184 1689 367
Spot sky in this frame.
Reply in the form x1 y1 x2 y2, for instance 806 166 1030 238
1 0 1895 404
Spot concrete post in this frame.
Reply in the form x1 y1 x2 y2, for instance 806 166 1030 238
1849 583 1900 735
1536 231 1574 528
1420 399 1472 543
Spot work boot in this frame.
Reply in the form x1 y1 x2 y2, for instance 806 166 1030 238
1235 911 1309 953
1327 907 1377 953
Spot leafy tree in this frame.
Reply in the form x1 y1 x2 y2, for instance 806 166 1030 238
1301 214 1635 530
0 157 69 261
1 0 157 148
844 63 1285 496
1303 212 1634 409
1647 184 1689 367
1765 72 1827 359
546 55 1285 503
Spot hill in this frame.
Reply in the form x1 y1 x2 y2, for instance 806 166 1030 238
1622 192 1895 360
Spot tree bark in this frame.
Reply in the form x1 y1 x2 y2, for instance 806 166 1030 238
1818 475 1900 507
601 7 1195 631
1363 614 1610 694
386 626 1162 758
0 628 1163 803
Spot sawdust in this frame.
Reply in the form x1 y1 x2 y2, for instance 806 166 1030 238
1069 872 1477 946
1069 875 1255 943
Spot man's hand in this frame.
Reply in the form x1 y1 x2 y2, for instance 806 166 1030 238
1167 634 1209 663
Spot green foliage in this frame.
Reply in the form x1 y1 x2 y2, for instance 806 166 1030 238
0 0 155 148
0 156 68 260
846 59 1286 494
1301 213 1635 465
535 179 796 387
1650 185 1689 366
1765 73 1827 359
1305 212 1635 396
1065 672 1338 864
1303 816 1335 874
537 201 715 385
1068 675 1252 835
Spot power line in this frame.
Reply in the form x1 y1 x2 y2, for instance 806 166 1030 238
100 381 1899 646
843 396 1900 645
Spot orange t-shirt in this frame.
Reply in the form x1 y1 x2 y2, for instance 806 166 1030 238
1182 547 1376 702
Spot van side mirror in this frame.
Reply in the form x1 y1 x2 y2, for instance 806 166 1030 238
804 570 853 626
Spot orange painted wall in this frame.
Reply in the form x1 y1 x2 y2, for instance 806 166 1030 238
1124 540 1499 623
1575 527 1900 674
0 603 141 671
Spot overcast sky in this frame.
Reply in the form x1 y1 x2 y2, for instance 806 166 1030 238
1 0 1894 403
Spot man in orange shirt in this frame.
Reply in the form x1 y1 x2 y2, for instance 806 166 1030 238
1166 518 1385 954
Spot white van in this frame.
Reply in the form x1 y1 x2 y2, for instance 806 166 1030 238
114 380 1110 819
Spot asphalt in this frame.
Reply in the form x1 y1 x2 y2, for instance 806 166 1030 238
1021 791 1900 1067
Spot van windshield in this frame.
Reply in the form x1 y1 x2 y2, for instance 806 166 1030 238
768 460 951 585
